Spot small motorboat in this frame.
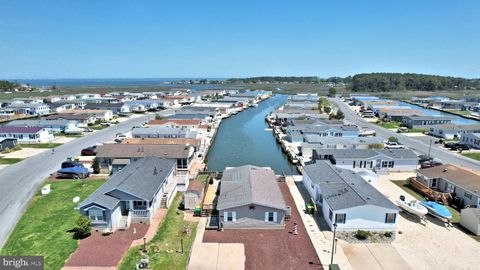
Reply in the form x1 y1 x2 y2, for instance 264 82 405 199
420 201 452 222
397 195 428 219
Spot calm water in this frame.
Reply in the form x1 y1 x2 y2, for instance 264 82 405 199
206 95 298 175
398 101 479 125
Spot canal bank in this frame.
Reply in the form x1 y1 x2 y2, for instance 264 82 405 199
206 95 298 175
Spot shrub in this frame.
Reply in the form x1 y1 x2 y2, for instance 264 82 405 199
354 230 370 240
92 157 100 174
72 216 92 239
388 136 399 143
384 231 393 238
368 143 384 149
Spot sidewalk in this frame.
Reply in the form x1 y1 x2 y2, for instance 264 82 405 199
286 176 353 270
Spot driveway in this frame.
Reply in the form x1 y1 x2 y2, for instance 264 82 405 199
0 114 151 248
342 243 410 270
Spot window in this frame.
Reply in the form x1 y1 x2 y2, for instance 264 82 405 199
464 192 473 200
431 178 437 188
335 213 346 224
353 161 356 168
329 209 333 221
385 213 396 223
88 209 104 221
133 201 147 207
227 213 233 221
268 212 274 222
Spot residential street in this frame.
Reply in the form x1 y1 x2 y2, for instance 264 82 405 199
330 97 480 171
0 114 150 248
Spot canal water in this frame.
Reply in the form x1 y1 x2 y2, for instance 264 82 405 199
206 95 298 175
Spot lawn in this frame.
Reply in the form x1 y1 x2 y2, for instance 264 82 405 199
197 175 208 184
375 121 400 129
392 179 461 223
0 157 23 164
90 125 108 130
462 152 480 161
20 143 63 149
0 179 106 270
118 194 197 270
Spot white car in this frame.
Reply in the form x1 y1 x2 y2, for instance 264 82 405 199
384 141 405 149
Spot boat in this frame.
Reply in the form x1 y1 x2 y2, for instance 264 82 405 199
420 201 452 222
397 195 428 219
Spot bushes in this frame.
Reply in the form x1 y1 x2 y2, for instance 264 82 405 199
354 230 370 240
384 231 393 238
91 157 100 174
388 136 399 143
72 216 92 239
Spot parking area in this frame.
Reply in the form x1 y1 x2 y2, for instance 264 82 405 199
203 182 322 270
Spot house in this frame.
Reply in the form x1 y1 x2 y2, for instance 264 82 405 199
286 124 359 143
429 124 480 140
416 164 480 208
289 93 319 102
184 180 205 210
111 159 131 174
303 161 399 231
47 103 77 113
5 119 78 133
7 103 50 115
46 113 95 127
313 149 419 172
84 103 130 115
131 127 198 139
0 138 17 152
460 208 480 236
79 157 177 231
121 138 201 152
174 106 220 118
166 113 212 124
67 109 113 121
95 143 195 187
283 102 318 110
0 126 54 143
147 119 201 129
461 133 480 149
125 100 160 111
217 165 288 229
401 115 452 129
301 136 385 159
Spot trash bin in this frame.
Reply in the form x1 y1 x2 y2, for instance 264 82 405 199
305 203 314 215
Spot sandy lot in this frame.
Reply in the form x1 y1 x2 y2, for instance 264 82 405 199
52 136 78 143
0 148 47 159
377 176 480 270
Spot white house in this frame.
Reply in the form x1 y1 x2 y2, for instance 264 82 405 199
303 161 399 231
0 126 54 143
429 124 480 140
461 133 480 149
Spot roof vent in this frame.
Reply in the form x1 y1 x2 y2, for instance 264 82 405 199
153 167 158 175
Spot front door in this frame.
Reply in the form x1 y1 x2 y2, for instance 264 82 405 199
477 198 480 208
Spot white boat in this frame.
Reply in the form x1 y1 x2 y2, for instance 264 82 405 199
397 195 428 219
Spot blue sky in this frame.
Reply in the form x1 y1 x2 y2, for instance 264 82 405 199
1 0 479 79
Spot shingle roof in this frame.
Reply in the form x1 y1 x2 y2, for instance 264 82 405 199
217 165 287 211
313 149 418 160
166 114 210 120
95 144 193 159
5 119 75 127
121 138 200 148
148 119 201 126
303 134 384 145
304 161 398 211
418 164 480 194
0 126 44 133
430 124 480 131
47 113 92 121
79 157 176 209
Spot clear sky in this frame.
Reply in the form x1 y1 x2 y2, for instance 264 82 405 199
1 0 479 79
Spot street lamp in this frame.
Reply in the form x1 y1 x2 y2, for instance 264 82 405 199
428 138 433 158
330 223 337 265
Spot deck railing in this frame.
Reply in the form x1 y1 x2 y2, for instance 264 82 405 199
131 209 150 218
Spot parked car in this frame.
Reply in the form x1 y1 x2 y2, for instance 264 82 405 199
418 154 433 163
81 146 97 156
61 160 84 169
397 127 408 133
83 127 94 132
420 160 443 168
444 142 456 149
451 143 470 151
100 122 112 126
384 141 405 149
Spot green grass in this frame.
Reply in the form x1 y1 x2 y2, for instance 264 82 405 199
197 175 208 184
20 143 62 149
446 110 472 116
118 194 197 270
392 179 460 223
406 128 429 133
0 157 23 164
0 179 106 270
90 125 108 130
462 153 480 161
375 121 400 129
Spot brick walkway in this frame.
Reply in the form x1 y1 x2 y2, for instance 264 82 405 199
203 181 322 270
63 224 148 268
131 208 167 247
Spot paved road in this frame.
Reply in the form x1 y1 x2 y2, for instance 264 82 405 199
0 114 150 248
330 97 480 170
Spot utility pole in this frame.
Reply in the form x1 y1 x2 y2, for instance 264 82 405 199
330 223 337 265
428 138 433 158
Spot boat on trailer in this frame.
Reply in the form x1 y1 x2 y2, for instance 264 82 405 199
397 195 428 219
420 200 452 223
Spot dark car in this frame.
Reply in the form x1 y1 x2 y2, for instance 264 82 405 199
81 146 97 156
57 166 90 179
444 142 456 149
418 154 433 163
420 160 443 169
61 160 84 169
451 143 470 151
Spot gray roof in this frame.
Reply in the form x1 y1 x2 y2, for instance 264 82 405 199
217 165 287 211
404 115 452 121
96 144 193 159
166 113 210 120
5 119 76 127
431 124 480 131
313 149 418 160
303 161 398 211
79 157 176 209
303 135 384 145
132 126 195 136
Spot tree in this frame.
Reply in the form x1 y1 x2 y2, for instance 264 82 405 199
317 97 325 113
388 136 399 143
336 109 345 120
155 114 164 120
92 157 100 174
324 106 331 114
328 87 337 97
72 216 92 239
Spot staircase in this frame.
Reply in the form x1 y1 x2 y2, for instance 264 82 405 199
119 216 129 229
